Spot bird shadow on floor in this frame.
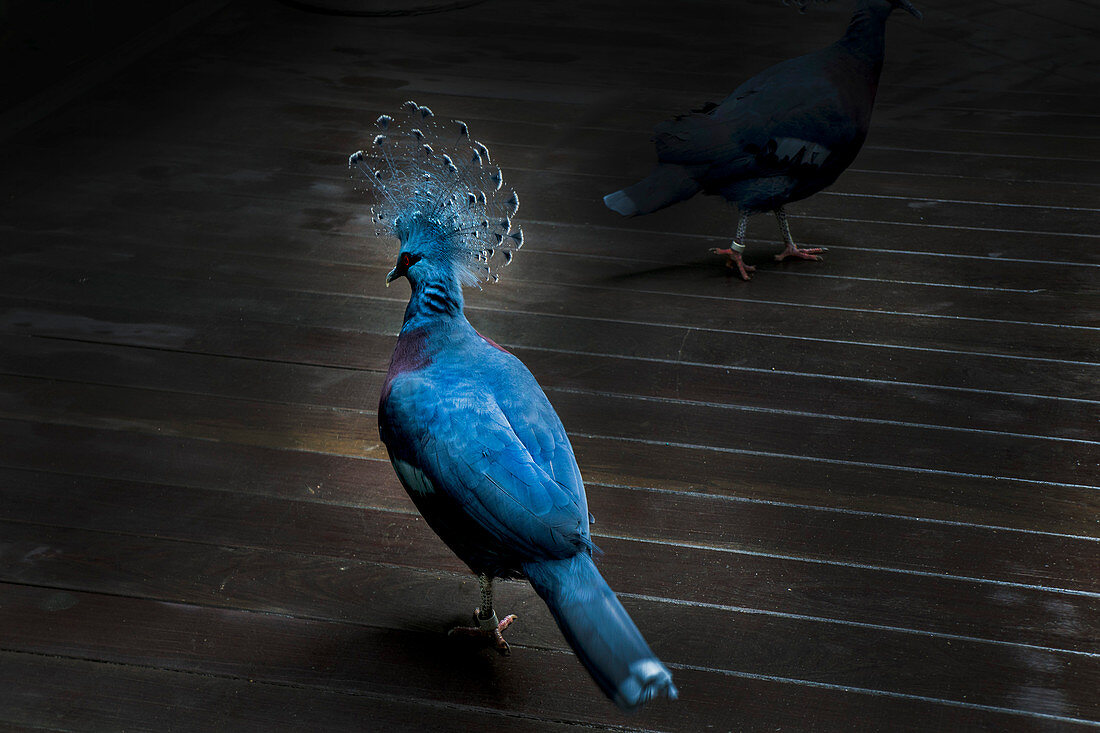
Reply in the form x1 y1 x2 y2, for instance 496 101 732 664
299 612 598 714
304 621 512 692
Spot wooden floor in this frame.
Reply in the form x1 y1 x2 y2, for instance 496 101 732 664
1 0 1098 729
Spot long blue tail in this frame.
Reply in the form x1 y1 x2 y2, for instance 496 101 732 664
523 553 678 711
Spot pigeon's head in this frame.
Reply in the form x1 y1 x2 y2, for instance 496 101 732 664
384 213 443 287
888 0 922 19
379 204 522 289
384 246 425 289
783 0 920 19
350 103 524 291
880 0 924 18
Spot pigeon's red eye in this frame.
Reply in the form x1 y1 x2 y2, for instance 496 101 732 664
402 254 411 267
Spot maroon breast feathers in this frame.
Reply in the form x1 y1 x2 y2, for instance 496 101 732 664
380 328 431 405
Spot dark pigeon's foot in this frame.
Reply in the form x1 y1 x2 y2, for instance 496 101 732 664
775 244 826 262
448 609 518 656
710 247 756 280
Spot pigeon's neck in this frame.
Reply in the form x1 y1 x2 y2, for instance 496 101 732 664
839 1 891 66
402 271 466 328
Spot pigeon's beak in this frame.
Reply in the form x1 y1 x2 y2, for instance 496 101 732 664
897 0 922 19
385 267 399 287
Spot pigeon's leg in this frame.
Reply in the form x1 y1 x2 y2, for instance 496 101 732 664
774 206 825 262
447 574 518 656
710 210 755 280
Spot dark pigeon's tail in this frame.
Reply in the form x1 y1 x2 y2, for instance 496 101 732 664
603 164 701 217
523 553 678 711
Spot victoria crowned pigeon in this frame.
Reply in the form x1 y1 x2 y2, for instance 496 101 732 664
349 102 678 710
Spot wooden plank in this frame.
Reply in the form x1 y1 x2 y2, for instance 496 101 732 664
6 192 1099 310
1 329 1092 445
0 537 1095 726
0 352 1092 487
2 308 1091 530
12 85 1100 197
4 162 1095 334
2 430 1097 594
1 523 1097 723
6 150 1091 305
0 652 597 733
2 415 1095 546
11 131 1098 246
11 107 1099 213
5 115 1099 259
4 231 1096 363
4 583 1085 732
3 140 1097 267
115 2 1100 103
0 0 1095 729
156 0 1100 102
12 72 1098 178
9 127 1100 215
10 45 1100 151
8 220 1093 327
3 264 1096 405
1 463 1098 654
8 23 1099 169
6 204 1096 308
522 168 1100 237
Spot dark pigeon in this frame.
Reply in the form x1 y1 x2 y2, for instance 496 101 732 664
604 0 922 279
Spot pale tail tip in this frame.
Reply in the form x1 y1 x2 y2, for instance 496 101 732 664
613 659 678 712
603 190 638 217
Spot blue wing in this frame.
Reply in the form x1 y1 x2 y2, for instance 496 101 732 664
383 364 591 563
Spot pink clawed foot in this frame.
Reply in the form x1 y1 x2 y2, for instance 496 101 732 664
710 247 756 280
448 609 518 656
775 244 826 262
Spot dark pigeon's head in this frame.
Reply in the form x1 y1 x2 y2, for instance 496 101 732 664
783 0 921 19
888 0 922 19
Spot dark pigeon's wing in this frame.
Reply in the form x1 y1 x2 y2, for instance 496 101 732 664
385 376 590 561
654 51 853 182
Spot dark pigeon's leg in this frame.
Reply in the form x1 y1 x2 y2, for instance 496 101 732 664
447 573 518 655
710 210 756 280
774 206 826 262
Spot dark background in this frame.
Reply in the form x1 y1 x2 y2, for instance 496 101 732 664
0 0 1097 730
